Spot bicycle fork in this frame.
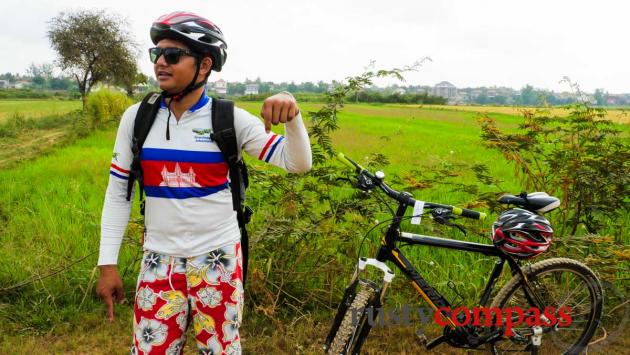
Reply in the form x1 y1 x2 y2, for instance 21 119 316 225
323 257 395 353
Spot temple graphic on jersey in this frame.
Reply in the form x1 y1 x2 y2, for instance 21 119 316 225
159 163 202 187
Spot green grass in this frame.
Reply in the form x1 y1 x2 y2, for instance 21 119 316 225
0 101 627 352
0 99 81 123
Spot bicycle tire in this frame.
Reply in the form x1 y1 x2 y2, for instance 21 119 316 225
489 258 603 355
327 281 378 354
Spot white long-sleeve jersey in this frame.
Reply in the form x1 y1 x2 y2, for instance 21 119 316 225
98 94 311 265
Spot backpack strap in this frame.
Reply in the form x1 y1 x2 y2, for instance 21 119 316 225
127 92 162 215
211 98 252 282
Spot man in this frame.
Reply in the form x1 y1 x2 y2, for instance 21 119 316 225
96 11 311 354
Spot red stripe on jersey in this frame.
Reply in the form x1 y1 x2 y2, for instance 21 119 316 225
141 160 229 187
111 163 130 174
258 134 278 160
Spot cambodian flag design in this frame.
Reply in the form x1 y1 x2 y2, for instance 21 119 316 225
110 163 129 180
141 148 229 199
258 134 284 162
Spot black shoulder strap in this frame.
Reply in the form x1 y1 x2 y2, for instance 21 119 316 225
127 92 162 202
211 98 241 210
211 98 252 282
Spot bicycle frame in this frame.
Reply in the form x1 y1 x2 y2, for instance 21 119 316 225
326 154 555 352
354 196 548 351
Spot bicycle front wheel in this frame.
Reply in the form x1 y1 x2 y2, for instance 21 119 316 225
490 258 603 355
327 280 379 355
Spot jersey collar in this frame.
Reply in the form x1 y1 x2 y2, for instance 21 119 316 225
160 89 210 112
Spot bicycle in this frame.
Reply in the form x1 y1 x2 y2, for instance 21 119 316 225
324 153 604 355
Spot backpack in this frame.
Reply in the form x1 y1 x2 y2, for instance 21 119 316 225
125 92 253 282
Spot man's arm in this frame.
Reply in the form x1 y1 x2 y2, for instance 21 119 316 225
236 92 312 172
95 103 138 321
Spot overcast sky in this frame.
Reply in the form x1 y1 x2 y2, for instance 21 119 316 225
2 0 629 93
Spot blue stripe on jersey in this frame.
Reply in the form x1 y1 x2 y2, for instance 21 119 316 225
265 136 284 162
110 171 129 180
144 183 229 199
189 94 210 112
141 148 225 163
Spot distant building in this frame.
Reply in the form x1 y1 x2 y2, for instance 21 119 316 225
212 79 227 95
433 81 457 100
13 80 31 89
0 80 8 89
245 83 259 95
393 87 406 95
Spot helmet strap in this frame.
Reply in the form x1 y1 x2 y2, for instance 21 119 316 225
161 56 206 102
161 57 207 140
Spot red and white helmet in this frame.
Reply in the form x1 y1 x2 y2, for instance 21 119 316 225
151 11 227 71
492 208 553 259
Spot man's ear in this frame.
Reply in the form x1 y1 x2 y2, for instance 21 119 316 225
199 56 213 77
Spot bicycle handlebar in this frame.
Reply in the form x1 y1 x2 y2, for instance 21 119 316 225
337 153 487 221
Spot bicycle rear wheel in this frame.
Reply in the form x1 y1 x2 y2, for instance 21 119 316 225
327 280 379 355
489 258 603 355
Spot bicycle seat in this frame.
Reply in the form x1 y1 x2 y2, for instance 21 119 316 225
498 192 560 213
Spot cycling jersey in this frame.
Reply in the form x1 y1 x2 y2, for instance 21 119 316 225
98 94 311 265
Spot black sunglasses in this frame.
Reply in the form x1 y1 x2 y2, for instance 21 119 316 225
149 47 198 65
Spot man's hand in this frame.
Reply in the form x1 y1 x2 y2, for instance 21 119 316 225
96 265 125 322
260 92 300 133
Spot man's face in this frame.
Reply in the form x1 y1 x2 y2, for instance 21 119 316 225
153 39 198 93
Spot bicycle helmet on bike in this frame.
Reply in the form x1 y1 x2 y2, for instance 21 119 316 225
492 208 553 259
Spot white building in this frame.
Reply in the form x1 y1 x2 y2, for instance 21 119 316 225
245 83 259 95
433 81 457 100
213 79 227 95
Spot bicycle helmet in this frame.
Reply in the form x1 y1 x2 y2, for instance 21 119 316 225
150 11 228 140
151 11 227 71
492 208 553 259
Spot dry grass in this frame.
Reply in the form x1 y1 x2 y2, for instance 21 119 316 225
3 309 627 354
0 128 70 169
420 104 630 124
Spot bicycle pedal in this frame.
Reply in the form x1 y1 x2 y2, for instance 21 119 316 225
416 334 428 346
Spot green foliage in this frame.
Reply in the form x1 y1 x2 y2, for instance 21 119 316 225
47 10 139 107
479 104 630 236
0 89 78 100
84 89 132 129
0 111 81 138
242 62 441 322
354 90 446 104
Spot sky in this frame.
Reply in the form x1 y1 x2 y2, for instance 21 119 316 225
1 0 629 93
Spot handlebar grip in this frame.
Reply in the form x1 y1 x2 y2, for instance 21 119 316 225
337 153 362 173
452 207 487 221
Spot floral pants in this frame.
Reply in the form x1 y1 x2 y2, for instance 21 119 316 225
132 243 243 355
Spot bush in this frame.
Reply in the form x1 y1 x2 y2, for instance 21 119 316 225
478 104 630 237
84 88 132 128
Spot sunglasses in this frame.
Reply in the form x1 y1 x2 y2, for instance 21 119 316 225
148 47 198 65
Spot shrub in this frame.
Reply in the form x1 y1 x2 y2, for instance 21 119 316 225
84 88 132 128
478 104 630 237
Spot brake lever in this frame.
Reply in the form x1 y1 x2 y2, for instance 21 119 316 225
432 209 468 236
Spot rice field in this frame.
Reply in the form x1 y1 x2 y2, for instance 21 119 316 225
0 99 627 353
0 99 81 122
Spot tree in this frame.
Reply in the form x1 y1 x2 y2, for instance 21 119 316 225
27 63 54 88
519 84 538 106
48 10 138 108
227 82 245 95
594 89 606 106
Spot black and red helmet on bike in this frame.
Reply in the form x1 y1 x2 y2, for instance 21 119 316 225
492 208 553 259
151 11 227 71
